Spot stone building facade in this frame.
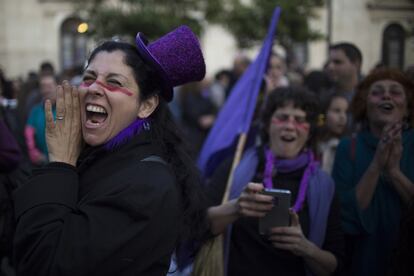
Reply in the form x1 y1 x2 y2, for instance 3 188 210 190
0 0 87 78
0 0 413 79
309 0 414 73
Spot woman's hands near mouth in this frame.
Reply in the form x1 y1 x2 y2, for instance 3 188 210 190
45 81 83 166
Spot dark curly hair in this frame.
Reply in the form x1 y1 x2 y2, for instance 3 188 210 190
260 86 320 151
87 41 208 251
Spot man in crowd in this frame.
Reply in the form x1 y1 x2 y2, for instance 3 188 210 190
326 42 362 103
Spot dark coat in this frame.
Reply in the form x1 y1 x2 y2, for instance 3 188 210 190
13 131 181 276
0 119 21 172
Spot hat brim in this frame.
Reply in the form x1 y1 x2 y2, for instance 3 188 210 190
135 33 173 102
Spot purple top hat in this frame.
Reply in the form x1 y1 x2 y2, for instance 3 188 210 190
135 25 206 102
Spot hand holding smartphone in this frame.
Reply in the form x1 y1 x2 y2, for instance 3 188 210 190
259 188 291 235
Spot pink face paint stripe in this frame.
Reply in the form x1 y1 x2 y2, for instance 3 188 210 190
295 123 310 131
95 80 134 96
79 82 91 88
271 117 310 131
271 117 285 126
79 80 133 97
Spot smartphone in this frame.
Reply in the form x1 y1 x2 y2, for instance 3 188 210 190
258 188 291 235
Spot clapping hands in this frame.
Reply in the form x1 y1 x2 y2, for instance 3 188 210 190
372 121 403 174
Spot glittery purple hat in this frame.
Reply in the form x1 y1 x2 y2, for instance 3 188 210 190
135 25 206 102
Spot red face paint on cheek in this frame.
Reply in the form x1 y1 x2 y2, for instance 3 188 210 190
95 80 134 97
368 95 381 103
294 122 310 131
79 80 133 97
79 80 93 88
271 117 285 126
271 117 310 131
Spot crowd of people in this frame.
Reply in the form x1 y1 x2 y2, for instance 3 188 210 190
1 24 414 276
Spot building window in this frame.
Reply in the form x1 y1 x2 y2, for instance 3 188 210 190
60 17 87 72
292 42 308 69
382 23 405 69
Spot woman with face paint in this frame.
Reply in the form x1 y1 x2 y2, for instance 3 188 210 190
12 26 208 276
331 68 414 276
205 87 344 276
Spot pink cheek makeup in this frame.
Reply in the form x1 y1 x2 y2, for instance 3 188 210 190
271 118 310 131
369 91 403 101
296 123 310 132
79 80 134 97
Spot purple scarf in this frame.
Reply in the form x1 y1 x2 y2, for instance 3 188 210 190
104 118 149 151
225 147 335 276
263 149 316 212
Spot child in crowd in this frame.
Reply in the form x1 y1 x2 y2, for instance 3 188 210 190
317 93 349 174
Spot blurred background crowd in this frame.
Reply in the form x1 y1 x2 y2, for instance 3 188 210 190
1 0 414 159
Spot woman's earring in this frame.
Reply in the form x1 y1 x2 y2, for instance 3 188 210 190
143 121 151 131
317 114 325 127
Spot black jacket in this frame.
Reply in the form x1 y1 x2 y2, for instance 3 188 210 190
13 131 181 276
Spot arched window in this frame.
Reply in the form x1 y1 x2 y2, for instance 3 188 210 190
382 23 405 69
60 17 87 71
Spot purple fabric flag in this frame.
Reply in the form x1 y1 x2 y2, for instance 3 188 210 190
197 7 281 177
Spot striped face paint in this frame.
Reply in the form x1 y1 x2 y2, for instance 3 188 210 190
80 80 134 97
271 116 310 132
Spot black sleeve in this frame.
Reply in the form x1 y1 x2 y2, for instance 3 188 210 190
322 192 345 275
0 119 21 172
203 157 233 207
13 162 180 276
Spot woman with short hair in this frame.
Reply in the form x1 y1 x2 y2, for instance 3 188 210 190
332 68 414 276
207 87 344 276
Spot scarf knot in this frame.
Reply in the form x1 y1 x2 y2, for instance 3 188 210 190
263 148 316 212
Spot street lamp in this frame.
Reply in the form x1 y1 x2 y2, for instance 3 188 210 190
77 22 88 34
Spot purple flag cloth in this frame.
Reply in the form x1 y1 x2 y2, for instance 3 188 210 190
197 7 281 177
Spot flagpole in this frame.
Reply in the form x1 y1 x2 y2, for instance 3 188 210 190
221 133 247 204
193 7 281 276
197 7 281 178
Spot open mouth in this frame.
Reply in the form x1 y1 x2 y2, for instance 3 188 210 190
280 136 296 143
85 104 108 126
378 103 394 112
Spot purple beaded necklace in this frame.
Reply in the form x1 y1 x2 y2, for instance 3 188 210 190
263 148 316 212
